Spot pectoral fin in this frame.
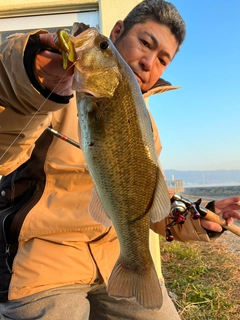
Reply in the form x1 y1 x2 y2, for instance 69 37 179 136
149 168 171 222
89 186 112 227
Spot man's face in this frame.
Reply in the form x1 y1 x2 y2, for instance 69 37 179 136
110 20 178 92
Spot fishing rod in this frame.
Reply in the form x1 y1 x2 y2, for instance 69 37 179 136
47 127 81 149
46 126 240 239
166 193 240 241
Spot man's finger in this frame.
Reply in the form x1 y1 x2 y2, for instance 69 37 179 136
201 219 222 232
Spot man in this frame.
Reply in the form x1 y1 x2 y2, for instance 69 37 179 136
0 0 239 319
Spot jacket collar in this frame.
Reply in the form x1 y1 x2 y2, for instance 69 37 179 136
142 78 180 99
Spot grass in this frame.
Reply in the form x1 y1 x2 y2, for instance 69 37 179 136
160 236 240 320
0 236 238 320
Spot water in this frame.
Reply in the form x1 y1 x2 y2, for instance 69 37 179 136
182 185 240 201
182 185 240 228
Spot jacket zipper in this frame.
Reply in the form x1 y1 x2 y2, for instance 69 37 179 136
2 212 13 274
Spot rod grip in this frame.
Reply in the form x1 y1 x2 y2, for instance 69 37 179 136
203 209 240 237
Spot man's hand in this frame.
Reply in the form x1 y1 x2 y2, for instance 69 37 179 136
35 33 74 96
201 196 240 232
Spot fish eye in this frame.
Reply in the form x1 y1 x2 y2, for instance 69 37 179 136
99 41 109 50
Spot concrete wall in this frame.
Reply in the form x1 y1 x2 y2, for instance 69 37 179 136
99 0 140 35
0 0 98 18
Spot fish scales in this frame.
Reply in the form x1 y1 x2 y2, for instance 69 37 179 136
68 27 171 310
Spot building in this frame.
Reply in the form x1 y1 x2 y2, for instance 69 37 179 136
166 179 185 194
0 1 142 43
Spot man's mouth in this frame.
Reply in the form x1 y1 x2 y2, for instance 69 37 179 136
133 72 143 84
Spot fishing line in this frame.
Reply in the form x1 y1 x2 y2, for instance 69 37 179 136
0 62 77 162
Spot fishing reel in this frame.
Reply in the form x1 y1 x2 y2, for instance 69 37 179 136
165 193 207 242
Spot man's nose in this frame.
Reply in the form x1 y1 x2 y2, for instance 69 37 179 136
140 54 155 71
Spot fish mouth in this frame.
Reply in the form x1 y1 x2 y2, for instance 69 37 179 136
81 91 94 96
77 90 97 98
76 88 112 99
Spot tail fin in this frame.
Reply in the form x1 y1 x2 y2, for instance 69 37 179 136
107 257 163 310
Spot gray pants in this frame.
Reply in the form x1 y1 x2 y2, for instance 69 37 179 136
0 283 181 320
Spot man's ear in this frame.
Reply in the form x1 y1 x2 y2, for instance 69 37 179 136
110 20 124 43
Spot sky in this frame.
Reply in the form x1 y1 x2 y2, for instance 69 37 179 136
149 0 240 171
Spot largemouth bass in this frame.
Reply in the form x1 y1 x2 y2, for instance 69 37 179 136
69 28 171 310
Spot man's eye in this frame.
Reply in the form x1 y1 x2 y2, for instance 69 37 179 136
159 58 166 66
140 39 149 47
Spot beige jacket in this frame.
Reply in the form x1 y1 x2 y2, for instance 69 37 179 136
0 30 210 301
